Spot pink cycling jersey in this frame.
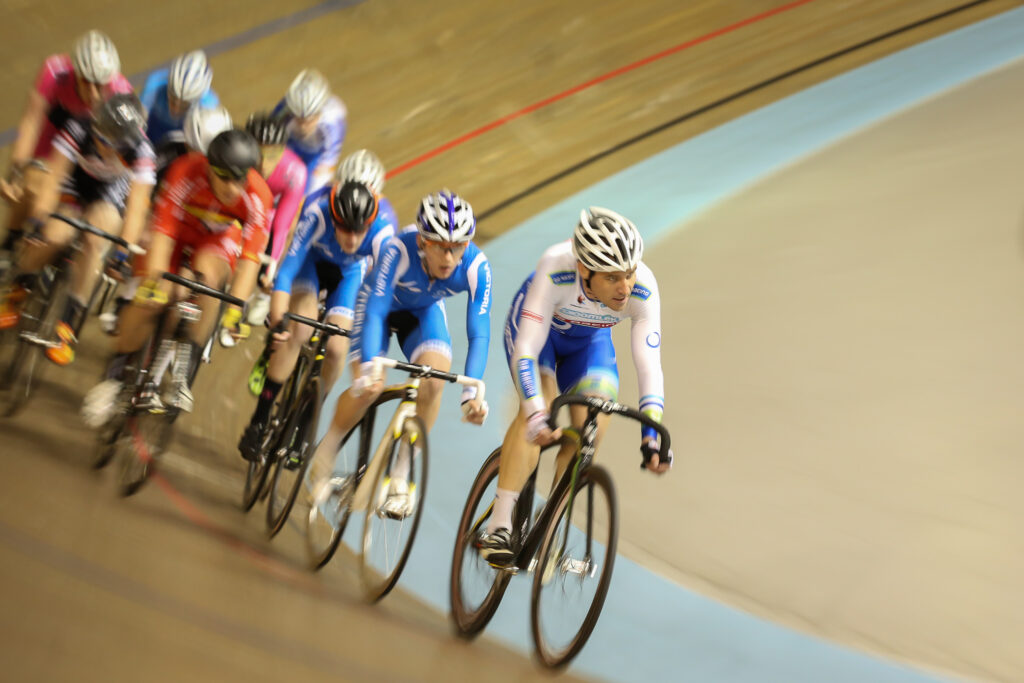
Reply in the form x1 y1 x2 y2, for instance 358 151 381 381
263 147 308 262
32 54 134 159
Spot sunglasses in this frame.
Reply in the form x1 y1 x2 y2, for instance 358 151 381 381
210 165 246 181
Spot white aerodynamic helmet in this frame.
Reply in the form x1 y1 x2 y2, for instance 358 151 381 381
72 30 120 84
572 207 644 272
183 105 233 154
168 50 213 103
285 69 329 118
336 149 386 194
416 190 476 243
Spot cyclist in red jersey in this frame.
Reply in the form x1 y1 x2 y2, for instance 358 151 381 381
82 129 272 422
1 30 132 256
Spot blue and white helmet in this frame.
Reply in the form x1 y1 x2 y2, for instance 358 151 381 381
168 50 213 103
72 30 120 84
336 149 385 194
572 206 643 272
416 190 476 243
285 69 329 118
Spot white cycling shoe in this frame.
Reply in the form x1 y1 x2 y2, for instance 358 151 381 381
81 379 123 428
378 477 417 520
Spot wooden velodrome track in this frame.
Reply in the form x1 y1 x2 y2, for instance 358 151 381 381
1 1 1021 681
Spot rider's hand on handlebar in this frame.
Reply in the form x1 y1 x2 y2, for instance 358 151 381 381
221 307 251 341
640 437 672 474
1 163 25 203
461 398 489 425
352 359 384 397
133 279 169 308
526 410 561 446
104 249 133 281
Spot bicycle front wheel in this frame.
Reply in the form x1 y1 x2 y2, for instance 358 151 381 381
0 272 63 417
115 409 174 497
305 410 372 570
265 380 320 537
530 464 618 669
359 415 428 602
449 447 512 638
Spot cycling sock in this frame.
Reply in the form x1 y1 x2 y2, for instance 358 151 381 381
486 488 519 535
105 352 132 381
252 379 283 425
62 296 87 332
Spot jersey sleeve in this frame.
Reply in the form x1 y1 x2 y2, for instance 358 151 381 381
131 139 158 185
267 159 307 262
273 203 320 294
334 258 368 320
34 55 66 103
139 71 166 113
150 154 195 240
463 249 492 383
628 267 665 442
239 175 272 263
512 251 563 415
359 237 406 363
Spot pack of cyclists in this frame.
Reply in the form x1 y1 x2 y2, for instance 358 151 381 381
1 30 672 586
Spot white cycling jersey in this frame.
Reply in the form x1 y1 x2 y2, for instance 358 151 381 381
511 240 665 421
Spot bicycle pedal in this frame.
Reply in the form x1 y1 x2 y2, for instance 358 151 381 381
282 453 303 471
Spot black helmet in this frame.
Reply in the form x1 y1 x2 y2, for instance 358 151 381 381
244 111 288 146
92 92 146 151
206 129 261 180
330 180 378 232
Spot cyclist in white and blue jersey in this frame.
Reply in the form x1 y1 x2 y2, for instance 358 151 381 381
479 207 671 565
274 69 346 195
237 180 395 461
313 190 492 517
140 51 219 154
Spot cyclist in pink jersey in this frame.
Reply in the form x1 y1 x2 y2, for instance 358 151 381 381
2 31 133 256
238 112 308 332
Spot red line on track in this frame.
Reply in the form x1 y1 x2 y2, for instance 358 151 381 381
387 0 819 179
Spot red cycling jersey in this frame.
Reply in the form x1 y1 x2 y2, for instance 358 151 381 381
32 54 134 159
151 153 273 272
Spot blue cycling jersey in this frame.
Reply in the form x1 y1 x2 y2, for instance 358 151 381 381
356 230 492 380
140 69 220 147
274 193 396 316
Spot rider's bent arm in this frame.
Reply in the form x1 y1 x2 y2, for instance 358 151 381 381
359 237 406 363
511 256 562 416
629 269 665 442
8 90 48 170
267 161 306 263
29 147 74 222
335 258 368 321
119 144 157 247
230 187 273 304
272 208 318 295
463 251 492 386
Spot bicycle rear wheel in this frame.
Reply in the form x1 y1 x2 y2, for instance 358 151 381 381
305 408 373 570
530 464 618 669
449 447 513 637
265 379 320 537
359 415 428 602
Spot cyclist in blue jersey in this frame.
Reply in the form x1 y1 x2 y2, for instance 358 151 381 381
335 149 398 230
312 190 491 517
478 207 672 565
237 180 396 461
140 50 219 168
274 69 346 195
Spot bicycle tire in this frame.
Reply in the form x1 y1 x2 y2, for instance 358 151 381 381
359 414 429 602
0 271 64 417
240 366 301 511
265 377 321 537
449 446 513 638
305 409 373 570
115 409 174 497
530 464 618 669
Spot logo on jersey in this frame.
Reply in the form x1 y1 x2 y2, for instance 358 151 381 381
549 270 575 285
478 262 492 314
517 358 538 399
646 332 661 348
631 283 652 301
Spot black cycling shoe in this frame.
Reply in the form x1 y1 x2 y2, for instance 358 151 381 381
478 527 516 566
238 422 263 462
